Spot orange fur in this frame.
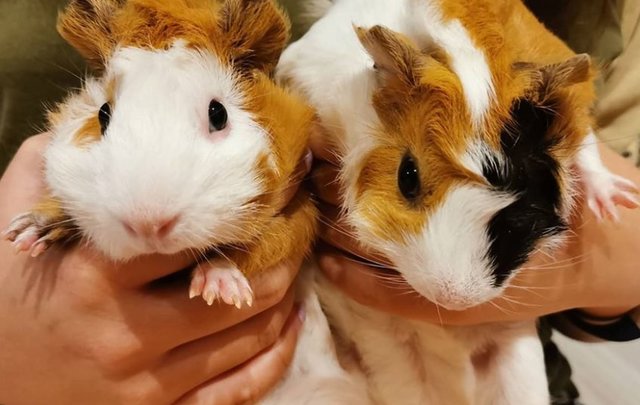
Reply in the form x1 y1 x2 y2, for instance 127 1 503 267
28 0 317 277
74 115 102 145
435 0 595 153
354 1 596 243
30 196 75 245
355 26 481 242
228 191 318 277
58 0 291 73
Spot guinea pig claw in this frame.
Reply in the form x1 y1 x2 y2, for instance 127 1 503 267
30 241 49 258
203 290 216 306
583 169 639 222
189 268 206 299
2 229 17 241
11 226 39 253
195 262 252 309
3 213 34 242
244 290 254 308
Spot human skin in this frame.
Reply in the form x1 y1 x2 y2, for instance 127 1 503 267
0 135 305 405
312 140 640 325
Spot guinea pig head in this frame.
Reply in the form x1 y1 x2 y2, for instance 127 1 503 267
345 25 590 310
46 0 312 260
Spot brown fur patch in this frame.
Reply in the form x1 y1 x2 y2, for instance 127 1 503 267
58 0 290 74
353 26 483 242
74 115 103 145
242 71 315 209
353 1 598 244
50 0 318 280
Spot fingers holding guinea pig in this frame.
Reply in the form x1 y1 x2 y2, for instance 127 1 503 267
121 257 303 352
173 304 304 405
315 247 580 326
148 292 299 404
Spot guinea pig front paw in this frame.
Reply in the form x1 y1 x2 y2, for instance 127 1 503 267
189 260 254 309
2 211 71 257
582 168 639 222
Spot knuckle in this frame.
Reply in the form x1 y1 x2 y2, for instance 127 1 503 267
253 269 292 308
236 385 258 405
118 378 165 405
86 330 143 375
18 134 49 156
256 313 284 350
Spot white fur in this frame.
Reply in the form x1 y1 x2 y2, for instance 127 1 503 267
261 266 371 405
300 0 335 22
384 185 514 310
460 140 505 178
575 130 640 221
317 274 548 405
407 0 495 126
276 0 549 403
45 42 269 260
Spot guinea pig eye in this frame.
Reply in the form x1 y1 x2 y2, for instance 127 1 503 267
208 100 228 131
398 153 421 201
98 103 111 135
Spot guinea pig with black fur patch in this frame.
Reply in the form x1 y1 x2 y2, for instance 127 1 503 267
276 0 638 403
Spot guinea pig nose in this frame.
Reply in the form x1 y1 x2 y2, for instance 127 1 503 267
121 215 180 239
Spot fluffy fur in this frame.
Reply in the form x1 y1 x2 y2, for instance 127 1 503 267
5 0 317 306
3 1 370 403
276 0 638 403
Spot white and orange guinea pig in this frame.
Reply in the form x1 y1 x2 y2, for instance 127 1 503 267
2 0 318 308
274 0 639 404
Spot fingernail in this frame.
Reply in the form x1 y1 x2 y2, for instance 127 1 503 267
318 255 342 279
297 303 306 323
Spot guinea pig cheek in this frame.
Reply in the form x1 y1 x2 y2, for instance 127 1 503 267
383 186 514 310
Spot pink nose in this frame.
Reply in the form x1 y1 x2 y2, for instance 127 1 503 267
121 215 180 239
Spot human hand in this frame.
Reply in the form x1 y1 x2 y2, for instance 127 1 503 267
311 139 640 325
0 135 305 405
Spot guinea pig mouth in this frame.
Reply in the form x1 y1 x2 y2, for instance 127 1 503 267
396 266 501 311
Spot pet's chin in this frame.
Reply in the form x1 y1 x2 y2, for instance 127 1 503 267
404 277 497 312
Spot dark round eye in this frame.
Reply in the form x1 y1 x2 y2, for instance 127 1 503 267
398 154 421 201
98 103 111 135
208 100 228 131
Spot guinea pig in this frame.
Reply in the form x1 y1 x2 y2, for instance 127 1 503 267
276 0 638 403
2 0 318 308
279 0 638 312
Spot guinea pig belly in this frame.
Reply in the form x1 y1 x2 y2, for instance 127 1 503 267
316 271 548 405
259 264 371 405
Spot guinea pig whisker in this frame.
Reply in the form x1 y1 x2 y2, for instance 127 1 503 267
523 255 589 271
317 217 361 241
434 302 444 327
341 255 390 270
532 247 554 260
505 285 547 300
549 133 638 160
489 300 516 317
499 294 541 308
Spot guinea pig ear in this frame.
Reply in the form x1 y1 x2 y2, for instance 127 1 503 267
355 25 422 88
57 0 123 70
220 0 290 74
515 53 592 102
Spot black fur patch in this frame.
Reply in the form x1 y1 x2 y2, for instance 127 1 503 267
484 99 567 286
